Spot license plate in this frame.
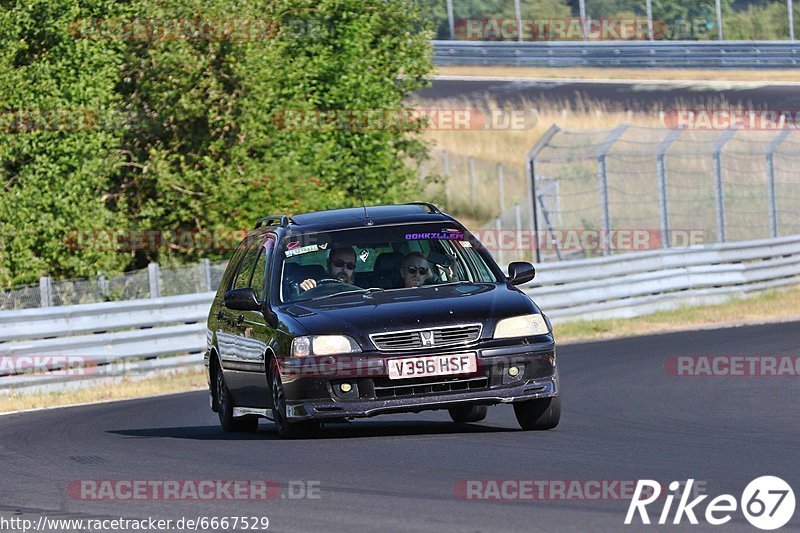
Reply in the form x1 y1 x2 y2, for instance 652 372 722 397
388 354 477 380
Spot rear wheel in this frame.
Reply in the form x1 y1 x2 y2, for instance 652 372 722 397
216 366 258 432
513 396 560 431
448 405 488 423
269 359 318 439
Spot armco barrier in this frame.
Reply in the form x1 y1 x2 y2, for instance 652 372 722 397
432 40 800 68
1 235 798 392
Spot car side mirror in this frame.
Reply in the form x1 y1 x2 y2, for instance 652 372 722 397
507 262 535 286
224 288 260 311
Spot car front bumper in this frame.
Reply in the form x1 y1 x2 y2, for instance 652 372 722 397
285 374 558 420
278 339 559 421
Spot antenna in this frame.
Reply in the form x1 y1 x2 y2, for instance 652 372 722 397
353 175 372 225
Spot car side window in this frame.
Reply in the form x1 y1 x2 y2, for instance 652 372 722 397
250 238 274 301
231 236 263 291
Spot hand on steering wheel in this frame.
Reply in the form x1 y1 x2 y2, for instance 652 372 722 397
300 278 344 291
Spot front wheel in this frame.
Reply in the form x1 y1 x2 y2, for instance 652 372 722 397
448 405 488 423
269 360 318 439
513 396 560 430
216 367 258 432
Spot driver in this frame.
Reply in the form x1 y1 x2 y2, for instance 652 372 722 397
299 246 356 291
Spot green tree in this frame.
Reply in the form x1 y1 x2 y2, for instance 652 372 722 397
0 0 129 286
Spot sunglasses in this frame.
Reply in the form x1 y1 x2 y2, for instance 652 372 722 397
405 266 428 275
332 259 356 270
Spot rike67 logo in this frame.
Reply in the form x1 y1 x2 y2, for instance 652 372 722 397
626 477 795 530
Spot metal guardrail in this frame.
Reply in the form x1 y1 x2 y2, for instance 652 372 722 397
1 235 798 392
432 40 800 68
529 234 800 319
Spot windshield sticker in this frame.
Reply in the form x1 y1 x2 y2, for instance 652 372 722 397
405 229 464 240
286 240 300 250
285 244 320 257
359 249 370 262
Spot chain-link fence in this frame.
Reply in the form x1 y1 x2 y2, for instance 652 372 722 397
436 125 800 264
0 259 228 311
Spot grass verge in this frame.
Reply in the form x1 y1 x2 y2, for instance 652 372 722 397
0 368 206 414
435 66 800 83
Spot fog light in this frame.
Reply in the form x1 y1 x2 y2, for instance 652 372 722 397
340 383 352 393
508 366 520 377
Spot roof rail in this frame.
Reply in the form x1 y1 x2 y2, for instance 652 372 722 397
254 215 292 229
404 202 441 214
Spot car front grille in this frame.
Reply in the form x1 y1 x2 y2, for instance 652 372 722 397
369 324 482 352
372 374 489 399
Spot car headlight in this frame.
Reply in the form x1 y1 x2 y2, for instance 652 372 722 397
494 314 549 339
291 335 362 357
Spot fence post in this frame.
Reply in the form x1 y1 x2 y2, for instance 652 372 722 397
646 0 655 40
525 124 561 263
39 276 53 308
98 274 109 299
514 0 523 42
715 0 724 40
495 218 505 266
579 0 587 40
766 130 789 238
469 157 476 207
148 262 161 299
202 258 212 291
712 130 735 243
597 125 629 255
446 0 455 39
418 161 425 181
790 0 796 41
514 203 523 261
497 163 505 213
442 150 450 209
657 130 681 248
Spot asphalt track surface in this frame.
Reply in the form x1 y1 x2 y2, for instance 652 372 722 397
1 321 798 532
419 79 800 110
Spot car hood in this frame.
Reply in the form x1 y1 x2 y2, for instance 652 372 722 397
280 283 538 344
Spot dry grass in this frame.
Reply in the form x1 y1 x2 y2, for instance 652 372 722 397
0 368 206 413
555 285 800 343
436 66 800 83
416 97 664 168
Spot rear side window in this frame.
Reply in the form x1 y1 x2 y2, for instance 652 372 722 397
250 238 274 301
231 235 263 291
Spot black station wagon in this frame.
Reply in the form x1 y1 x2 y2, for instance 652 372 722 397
205 203 560 438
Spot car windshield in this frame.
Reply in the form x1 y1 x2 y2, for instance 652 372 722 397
278 224 500 303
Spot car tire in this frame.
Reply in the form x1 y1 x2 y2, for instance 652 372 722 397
216 366 259 432
448 405 488 423
269 359 318 439
513 396 560 430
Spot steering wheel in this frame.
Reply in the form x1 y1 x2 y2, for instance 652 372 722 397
301 278 361 299
316 278 344 285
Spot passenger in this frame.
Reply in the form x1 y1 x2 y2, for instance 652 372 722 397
300 246 356 290
399 252 430 288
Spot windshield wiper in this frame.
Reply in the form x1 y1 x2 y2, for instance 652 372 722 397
309 287 385 302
